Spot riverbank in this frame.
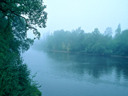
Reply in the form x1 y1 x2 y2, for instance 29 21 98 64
49 50 128 58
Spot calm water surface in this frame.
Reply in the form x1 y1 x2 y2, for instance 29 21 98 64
23 48 128 96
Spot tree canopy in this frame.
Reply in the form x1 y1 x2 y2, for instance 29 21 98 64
0 0 47 39
0 0 47 95
43 25 128 56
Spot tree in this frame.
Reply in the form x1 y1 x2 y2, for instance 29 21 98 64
112 29 128 55
0 0 47 95
115 24 121 37
104 27 112 37
43 27 128 56
0 0 47 39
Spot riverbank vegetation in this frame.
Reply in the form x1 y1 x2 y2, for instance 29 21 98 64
43 25 128 56
0 0 47 95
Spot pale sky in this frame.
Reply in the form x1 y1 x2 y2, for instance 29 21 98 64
30 0 128 38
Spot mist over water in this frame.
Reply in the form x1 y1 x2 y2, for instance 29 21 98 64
23 0 128 96
23 47 128 96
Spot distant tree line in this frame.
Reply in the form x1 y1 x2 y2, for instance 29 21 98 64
43 24 128 56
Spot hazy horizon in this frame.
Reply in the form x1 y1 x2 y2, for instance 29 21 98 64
28 0 128 38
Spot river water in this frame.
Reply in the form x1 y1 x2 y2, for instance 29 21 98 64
23 48 128 96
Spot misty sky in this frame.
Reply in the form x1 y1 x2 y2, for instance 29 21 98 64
29 0 128 38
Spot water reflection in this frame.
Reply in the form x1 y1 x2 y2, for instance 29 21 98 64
46 51 128 85
24 49 128 96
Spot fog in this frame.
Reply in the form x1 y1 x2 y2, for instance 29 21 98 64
32 0 126 36
23 46 128 96
24 1 128 95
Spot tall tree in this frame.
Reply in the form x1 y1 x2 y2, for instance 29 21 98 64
115 24 121 37
0 0 47 95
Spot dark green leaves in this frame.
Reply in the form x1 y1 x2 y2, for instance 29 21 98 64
0 0 47 95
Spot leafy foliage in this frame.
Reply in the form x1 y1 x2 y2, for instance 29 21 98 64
0 0 47 95
43 26 128 56
0 0 47 39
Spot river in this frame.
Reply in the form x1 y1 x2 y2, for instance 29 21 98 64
23 47 128 96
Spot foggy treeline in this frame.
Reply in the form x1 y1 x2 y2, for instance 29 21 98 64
42 24 128 56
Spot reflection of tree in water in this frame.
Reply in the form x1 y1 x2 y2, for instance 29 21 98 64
75 56 112 78
46 51 128 80
112 58 128 80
